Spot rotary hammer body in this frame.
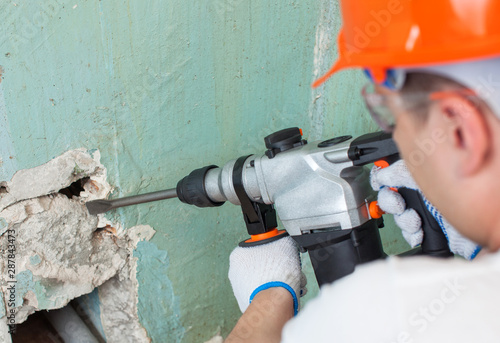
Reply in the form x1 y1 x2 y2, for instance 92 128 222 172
175 128 452 285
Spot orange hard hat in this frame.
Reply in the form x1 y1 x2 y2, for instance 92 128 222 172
313 0 500 87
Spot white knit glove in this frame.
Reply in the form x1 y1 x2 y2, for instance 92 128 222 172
228 236 307 315
370 160 481 260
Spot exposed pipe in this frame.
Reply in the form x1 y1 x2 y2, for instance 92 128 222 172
44 305 100 343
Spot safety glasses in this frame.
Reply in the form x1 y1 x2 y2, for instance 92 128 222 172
361 83 478 133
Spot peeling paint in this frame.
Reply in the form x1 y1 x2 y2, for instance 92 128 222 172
14 271 37 310
0 149 123 326
0 150 152 342
0 149 106 210
98 225 155 343
29 255 41 266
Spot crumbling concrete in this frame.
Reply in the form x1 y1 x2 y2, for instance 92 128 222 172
0 149 153 342
98 225 154 343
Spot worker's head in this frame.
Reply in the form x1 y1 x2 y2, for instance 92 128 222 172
314 0 500 250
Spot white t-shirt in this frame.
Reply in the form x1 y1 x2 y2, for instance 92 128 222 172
281 251 500 343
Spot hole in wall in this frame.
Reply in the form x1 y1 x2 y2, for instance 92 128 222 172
1 149 153 342
94 227 107 234
58 177 90 199
11 310 62 343
93 224 117 236
12 295 106 343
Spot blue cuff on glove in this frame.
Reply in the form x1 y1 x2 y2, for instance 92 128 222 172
249 281 299 316
423 196 482 260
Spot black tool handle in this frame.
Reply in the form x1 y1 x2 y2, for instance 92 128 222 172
398 188 453 257
292 219 386 286
347 132 453 257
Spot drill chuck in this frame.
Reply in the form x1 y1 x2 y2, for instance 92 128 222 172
176 165 225 208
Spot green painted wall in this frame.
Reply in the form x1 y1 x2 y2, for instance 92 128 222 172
0 0 409 341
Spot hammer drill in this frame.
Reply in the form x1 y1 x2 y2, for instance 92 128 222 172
87 128 452 286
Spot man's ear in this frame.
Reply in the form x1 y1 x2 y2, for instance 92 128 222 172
438 96 490 176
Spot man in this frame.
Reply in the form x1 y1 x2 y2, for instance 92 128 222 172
225 1 500 342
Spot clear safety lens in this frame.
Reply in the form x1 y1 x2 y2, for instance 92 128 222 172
361 83 398 133
361 83 480 133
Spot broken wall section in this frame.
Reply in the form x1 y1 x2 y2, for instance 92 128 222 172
0 149 151 342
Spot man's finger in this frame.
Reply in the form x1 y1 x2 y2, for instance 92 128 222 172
377 187 406 215
370 160 419 190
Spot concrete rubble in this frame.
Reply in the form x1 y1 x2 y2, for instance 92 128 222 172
0 149 153 342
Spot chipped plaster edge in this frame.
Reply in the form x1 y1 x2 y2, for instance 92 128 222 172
98 225 156 343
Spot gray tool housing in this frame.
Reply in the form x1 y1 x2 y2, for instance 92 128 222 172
203 136 376 237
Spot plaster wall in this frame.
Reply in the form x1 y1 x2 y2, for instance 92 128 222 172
0 1 409 342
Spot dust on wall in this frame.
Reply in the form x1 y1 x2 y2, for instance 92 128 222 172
0 149 153 342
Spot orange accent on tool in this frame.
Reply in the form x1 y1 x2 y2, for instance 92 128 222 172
374 160 389 168
244 228 285 243
374 160 398 192
299 128 303 136
369 201 385 219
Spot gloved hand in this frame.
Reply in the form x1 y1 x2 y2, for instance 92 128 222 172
228 236 307 315
370 160 481 260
